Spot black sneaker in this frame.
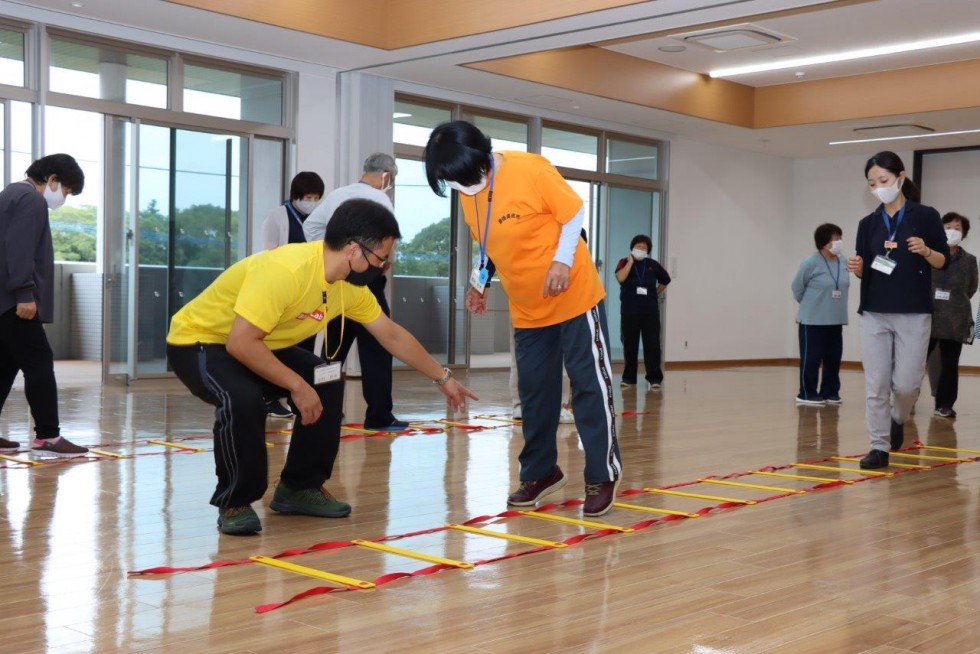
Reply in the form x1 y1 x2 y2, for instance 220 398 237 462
795 395 825 406
860 449 889 470
507 466 567 506
364 418 410 432
266 400 294 419
0 437 20 452
217 506 262 535
270 483 351 518
822 395 843 405
934 407 956 419
890 419 904 451
31 437 88 458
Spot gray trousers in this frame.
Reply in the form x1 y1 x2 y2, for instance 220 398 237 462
859 312 931 452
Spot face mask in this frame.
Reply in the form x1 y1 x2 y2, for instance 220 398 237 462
828 240 843 256
293 199 318 215
43 181 66 210
872 177 902 204
631 249 648 260
946 229 963 247
346 253 384 287
447 177 488 196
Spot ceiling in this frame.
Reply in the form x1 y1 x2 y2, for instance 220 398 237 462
12 0 980 157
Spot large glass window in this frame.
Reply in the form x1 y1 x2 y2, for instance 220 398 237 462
49 37 168 109
0 27 25 87
607 137 659 180
45 106 103 264
183 62 283 125
10 100 32 181
393 100 451 148
471 115 527 151
542 126 598 170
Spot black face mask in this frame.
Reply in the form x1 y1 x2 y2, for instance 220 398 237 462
347 259 383 287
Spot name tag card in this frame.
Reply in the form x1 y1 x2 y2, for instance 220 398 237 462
871 255 897 275
636 287 648 296
935 289 951 301
832 290 842 299
314 362 342 385
469 265 487 294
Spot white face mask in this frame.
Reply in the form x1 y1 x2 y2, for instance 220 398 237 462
828 240 843 256
447 177 488 196
946 228 963 247
293 199 319 215
43 181 66 210
631 248 648 260
871 177 902 204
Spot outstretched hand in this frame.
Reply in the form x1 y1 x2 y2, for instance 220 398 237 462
438 378 479 412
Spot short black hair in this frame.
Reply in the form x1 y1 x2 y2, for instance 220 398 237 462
26 153 85 195
423 121 493 197
942 212 971 238
814 223 842 250
324 199 401 250
289 171 324 201
629 234 653 251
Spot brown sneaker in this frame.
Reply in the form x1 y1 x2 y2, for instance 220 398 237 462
31 437 89 458
507 466 567 506
0 437 20 451
583 478 621 517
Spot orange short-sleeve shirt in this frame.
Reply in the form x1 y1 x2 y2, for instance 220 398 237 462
459 151 605 328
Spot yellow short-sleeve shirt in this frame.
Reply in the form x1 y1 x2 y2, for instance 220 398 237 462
459 151 605 328
167 241 381 349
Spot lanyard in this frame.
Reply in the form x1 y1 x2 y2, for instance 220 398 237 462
284 200 305 225
822 255 841 290
325 284 345 360
633 259 646 284
473 156 496 276
881 204 907 242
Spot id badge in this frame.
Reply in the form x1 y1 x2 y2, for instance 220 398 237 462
832 290 842 299
313 362 342 385
871 255 897 275
935 289 951 301
469 265 487 294
636 287 648 296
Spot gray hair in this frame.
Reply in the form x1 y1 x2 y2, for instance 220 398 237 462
363 152 397 175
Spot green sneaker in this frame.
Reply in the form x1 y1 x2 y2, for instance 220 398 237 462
217 506 261 535
270 483 351 518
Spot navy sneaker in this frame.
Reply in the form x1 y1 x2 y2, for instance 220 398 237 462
365 418 410 431
823 395 843 405
860 449 889 470
266 400 294 419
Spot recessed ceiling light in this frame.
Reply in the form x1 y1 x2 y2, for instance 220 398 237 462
711 29 980 78
658 45 686 53
794 71 805 79
71 2 83 7
829 127 980 146
393 112 411 119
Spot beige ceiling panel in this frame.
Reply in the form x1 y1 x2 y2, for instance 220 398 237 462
468 46 756 127
165 0 648 49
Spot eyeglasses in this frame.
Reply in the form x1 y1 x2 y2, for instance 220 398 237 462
353 240 388 267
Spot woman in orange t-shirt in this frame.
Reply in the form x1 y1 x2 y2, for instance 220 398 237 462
424 120 623 517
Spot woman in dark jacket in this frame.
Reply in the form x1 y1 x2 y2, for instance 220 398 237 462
927 212 978 418
615 234 671 391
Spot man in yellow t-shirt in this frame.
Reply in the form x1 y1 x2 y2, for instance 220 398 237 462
167 199 477 535
424 121 622 518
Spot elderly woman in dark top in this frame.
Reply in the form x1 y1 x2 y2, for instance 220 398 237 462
927 212 978 419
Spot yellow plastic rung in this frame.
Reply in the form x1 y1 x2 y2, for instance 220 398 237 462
794 463 893 477
437 419 482 428
749 470 854 485
351 539 474 569
473 415 521 424
147 439 205 452
88 448 129 459
250 556 375 589
612 502 700 518
342 426 403 435
832 456 930 470
644 487 756 505
0 453 41 466
889 451 969 462
447 524 567 548
517 510 634 533
916 444 980 455
699 478 806 495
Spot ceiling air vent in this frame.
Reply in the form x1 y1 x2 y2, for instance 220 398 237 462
853 124 935 137
673 23 793 52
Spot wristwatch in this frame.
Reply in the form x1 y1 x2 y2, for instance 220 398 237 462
433 367 454 385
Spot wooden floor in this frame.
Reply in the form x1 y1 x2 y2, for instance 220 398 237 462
2 364 980 653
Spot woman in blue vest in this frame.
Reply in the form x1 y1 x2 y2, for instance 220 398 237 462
615 235 671 391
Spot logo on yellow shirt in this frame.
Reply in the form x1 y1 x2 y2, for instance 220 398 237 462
498 212 521 224
296 310 325 322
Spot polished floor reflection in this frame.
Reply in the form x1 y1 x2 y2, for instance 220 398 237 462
2 365 980 653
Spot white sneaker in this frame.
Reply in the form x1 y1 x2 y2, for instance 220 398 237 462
559 407 574 424
646 382 662 392
512 405 522 420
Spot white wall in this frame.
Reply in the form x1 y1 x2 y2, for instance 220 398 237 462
788 150 913 363
664 137 795 361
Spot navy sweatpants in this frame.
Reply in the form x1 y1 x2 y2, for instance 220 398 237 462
514 301 622 484
798 323 843 401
